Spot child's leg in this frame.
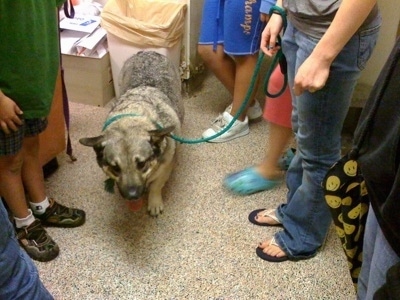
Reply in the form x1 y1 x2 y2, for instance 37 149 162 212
257 122 293 179
223 66 293 193
258 65 294 178
198 0 235 95
230 53 260 121
0 152 30 219
198 44 235 95
21 135 47 203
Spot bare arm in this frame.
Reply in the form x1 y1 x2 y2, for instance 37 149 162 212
294 0 378 95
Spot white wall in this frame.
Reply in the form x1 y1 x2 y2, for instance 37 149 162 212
359 0 400 86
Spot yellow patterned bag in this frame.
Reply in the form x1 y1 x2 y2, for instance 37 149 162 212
322 151 369 291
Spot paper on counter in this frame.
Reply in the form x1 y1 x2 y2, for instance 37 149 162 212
59 14 101 33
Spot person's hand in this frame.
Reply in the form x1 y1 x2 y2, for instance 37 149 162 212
0 91 23 134
293 54 332 96
260 12 283 57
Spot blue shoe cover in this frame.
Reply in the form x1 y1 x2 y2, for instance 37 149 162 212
277 148 296 171
223 168 281 195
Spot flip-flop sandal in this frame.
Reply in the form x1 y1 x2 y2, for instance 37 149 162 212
248 208 282 227
277 148 296 171
256 237 289 262
223 168 281 195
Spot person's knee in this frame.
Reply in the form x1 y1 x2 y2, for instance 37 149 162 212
198 44 226 67
19 135 40 162
0 153 23 174
232 53 258 67
197 45 212 60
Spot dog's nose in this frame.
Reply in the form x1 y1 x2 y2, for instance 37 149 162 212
125 186 144 200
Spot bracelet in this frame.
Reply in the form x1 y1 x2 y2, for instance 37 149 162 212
269 5 286 17
269 5 287 33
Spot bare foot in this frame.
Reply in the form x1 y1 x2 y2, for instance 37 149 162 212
254 209 281 225
258 237 287 259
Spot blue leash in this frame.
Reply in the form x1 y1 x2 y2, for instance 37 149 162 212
103 6 288 145
171 49 266 144
169 5 288 144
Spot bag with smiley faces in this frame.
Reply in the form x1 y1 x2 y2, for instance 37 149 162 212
322 151 369 290
324 37 400 293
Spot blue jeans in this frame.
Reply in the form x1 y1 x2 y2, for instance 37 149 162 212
357 208 400 299
274 20 381 259
0 199 53 300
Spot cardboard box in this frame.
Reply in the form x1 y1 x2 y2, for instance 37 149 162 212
61 52 115 106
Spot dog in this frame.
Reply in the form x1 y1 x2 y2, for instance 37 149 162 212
79 51 184 216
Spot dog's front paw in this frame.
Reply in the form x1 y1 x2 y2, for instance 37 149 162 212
147 199 164 217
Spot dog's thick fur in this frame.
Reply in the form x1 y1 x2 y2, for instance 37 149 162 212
79 51 184 216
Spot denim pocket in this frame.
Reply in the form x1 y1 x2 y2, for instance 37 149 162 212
357 24 381 70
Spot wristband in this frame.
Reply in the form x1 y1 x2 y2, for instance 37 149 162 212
269 5 287 33
269 5 286 17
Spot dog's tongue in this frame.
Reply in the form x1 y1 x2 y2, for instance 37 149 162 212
126 199 143 211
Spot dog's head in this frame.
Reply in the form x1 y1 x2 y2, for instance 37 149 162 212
79 125 174 200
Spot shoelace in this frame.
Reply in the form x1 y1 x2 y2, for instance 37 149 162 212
48 199 70 216
21 221 47 245
211 114 229 131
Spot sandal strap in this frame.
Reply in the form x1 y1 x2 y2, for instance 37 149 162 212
270 237 280 247
260 209 281 224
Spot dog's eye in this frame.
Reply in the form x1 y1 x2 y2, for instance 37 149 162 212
136 159 147 170
109 164 121 176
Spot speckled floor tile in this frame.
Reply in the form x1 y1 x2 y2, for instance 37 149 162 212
36 71 356 300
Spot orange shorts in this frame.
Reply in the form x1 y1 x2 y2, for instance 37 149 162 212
263 66 292 129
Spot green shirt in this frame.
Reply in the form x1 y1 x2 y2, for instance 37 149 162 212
0 0 65 118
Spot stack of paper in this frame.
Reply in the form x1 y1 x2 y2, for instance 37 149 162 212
60 15 101 33
59 2 108 58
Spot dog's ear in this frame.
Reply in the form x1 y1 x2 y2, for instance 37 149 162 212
79 136 105 147
79 136 107 167
148 126 175 142
148 126 175 159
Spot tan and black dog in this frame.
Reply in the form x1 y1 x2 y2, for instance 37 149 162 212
79 51 184 216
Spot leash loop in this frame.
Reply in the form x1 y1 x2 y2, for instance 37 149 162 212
263 6 288 98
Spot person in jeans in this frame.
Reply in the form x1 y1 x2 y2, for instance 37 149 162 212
255 0 381 261
198 0 275 143
0 198 53 299
355 37 400 299
0 0 85 262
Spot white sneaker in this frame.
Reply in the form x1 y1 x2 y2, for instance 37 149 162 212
202 112 249 143
225 99 263 122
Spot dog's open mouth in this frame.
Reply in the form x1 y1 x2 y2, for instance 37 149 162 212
126 198 144 212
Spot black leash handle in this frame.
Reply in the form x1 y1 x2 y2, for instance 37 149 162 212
263 6 288 98
63 0 75 19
